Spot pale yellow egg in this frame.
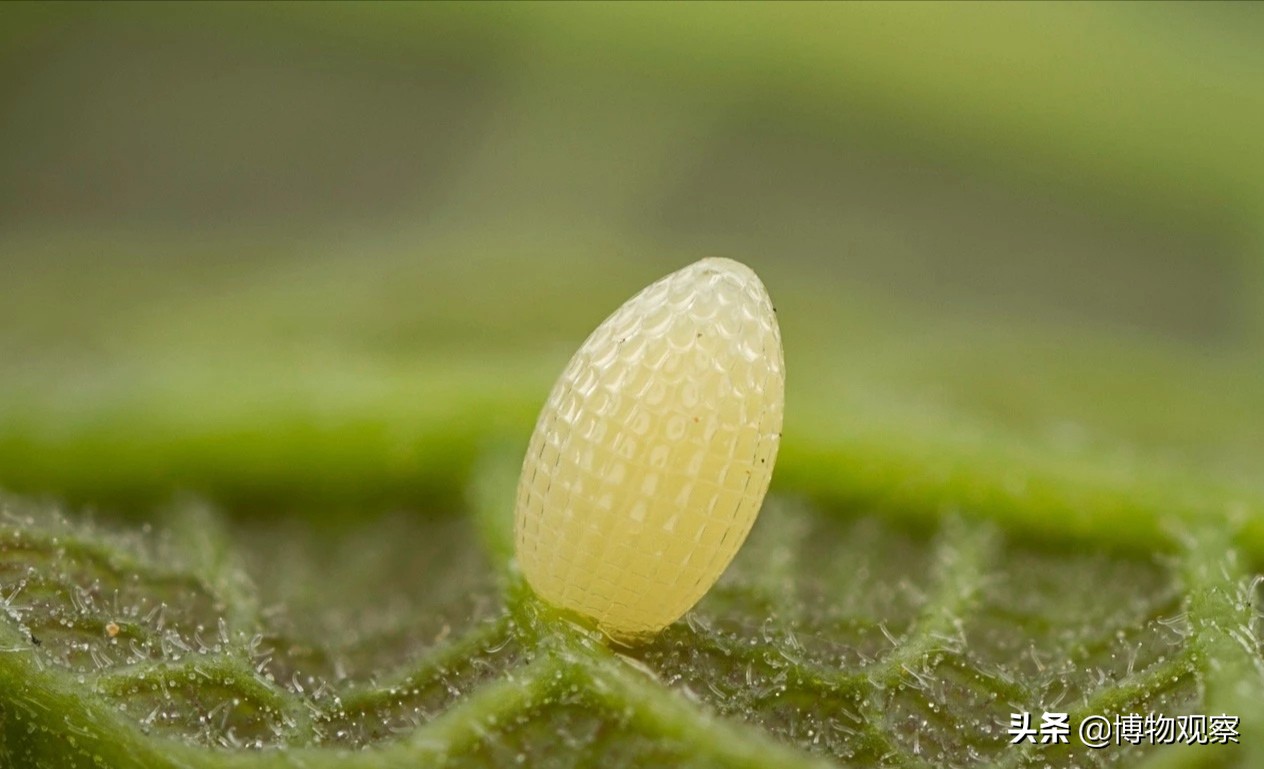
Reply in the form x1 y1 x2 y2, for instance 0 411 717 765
514 257 784 642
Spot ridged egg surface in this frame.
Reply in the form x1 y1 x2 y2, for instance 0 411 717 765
514 257 784 642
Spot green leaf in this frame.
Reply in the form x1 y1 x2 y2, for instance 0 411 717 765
3 4 1264 768
2 451 1262 768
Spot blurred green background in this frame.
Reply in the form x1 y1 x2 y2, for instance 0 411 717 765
2 2 1263 545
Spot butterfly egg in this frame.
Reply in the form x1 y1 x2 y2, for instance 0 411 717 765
514 257 784 643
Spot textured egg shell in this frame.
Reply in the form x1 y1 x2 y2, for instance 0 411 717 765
514 257 784 642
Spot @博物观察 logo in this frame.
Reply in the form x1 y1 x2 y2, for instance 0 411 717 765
1007 711 1240 748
